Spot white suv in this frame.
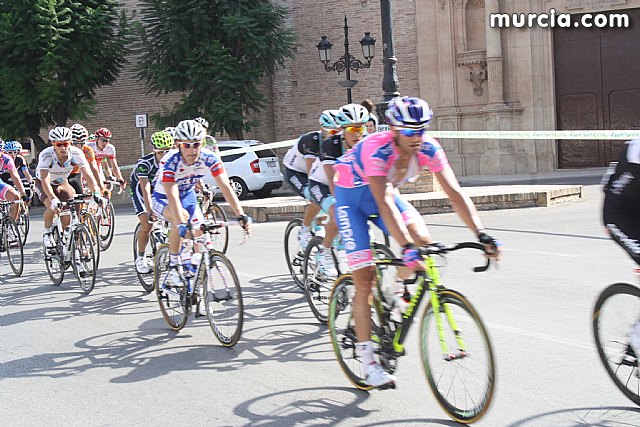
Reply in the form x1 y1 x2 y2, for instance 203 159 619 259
203 140 283 199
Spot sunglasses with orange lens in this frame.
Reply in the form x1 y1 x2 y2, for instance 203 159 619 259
344 125 365 134
179 141 202 149
53 141 70 148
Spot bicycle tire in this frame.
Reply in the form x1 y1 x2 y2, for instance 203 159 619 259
593 282 640 406
328 274 377 391
303 236 334 324
4 217 24 276
420 289 495 424
98 201 115 251
203 250 244 347
206 203 229 254
83 213 100 267
71 225 97 294
284 218 305 289
45 226 65 286
154 244 188 330
17 207 29 246
133 222 155 293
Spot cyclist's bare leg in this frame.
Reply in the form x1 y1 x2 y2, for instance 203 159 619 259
5 188 20 221
322 204 339 248
302 202 321 228
352 265 377 342
137 213 153 254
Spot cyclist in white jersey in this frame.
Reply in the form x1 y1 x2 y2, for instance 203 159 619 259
151 120 250 284
36 127 105 248
87 127 126 191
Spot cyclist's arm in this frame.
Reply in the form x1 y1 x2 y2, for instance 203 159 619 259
213 170 245 217
323 163 336 195
139 176 153 214
20 166 33 183
107 157 125 185
9 168 26 197
305 158 315 176
79 164 101 194
163 181 188 225
369 175 413 247
88 159 105 193
434 167 485 236
38 169 56 201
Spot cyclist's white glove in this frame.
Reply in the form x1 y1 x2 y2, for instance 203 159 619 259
50 197 61 210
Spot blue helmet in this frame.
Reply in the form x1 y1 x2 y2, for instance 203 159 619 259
3 140 21 152
385 96 433 129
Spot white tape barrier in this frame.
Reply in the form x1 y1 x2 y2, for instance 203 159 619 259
120 130 640 171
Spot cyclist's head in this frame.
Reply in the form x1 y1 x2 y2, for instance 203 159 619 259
336 104 369 147
366 114 379 134
48 127 73 152
385 96 433 129
87 133 96 144
319 109 343 133
151 130 175 151
193 117 209 130
3 140 21 155
175 120 206 164
70 123 89 145
163 126 177 139
95 127 112 148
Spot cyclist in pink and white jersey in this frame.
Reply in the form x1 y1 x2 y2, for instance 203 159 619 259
87 127 126 191
0 150 28 222
332 96 501 388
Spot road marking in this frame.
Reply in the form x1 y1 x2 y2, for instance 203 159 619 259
486 321 595 351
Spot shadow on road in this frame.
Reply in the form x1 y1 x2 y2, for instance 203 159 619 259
508 405 640 426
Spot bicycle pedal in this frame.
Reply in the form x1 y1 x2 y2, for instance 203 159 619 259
377 381 396 390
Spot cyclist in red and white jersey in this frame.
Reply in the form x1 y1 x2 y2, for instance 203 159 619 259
87 127 126 191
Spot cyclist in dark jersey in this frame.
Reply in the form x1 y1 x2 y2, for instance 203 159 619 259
602 139 640 265
131 130 175 273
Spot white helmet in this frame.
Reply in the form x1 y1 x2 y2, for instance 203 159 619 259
319 110 343 129
336 103 370 126
385 96 433 129
163 126 177 138
193 117 209 129
49 126 73 142
174 120 206 141
70 123 88 143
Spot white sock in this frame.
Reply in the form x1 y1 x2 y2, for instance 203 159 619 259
43 227 52 234
301 225 310 233
356 340 375 365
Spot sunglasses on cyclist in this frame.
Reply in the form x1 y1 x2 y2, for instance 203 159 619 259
53 141 71 148
178 141 202 149
344 125 365 134
6 151 19 155
397 128 426 138
324 128 341 135
154 148 171 154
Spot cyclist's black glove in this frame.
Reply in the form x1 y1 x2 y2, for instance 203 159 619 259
477 232 501 253
21 195 29 202
237 214 250 231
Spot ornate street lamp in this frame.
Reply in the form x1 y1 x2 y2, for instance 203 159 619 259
316 15 376 103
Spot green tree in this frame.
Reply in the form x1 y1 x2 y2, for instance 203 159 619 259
137 0 296 139
0 0 130 151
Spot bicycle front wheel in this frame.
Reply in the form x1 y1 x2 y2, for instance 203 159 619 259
98 201 115 251
154 244 188 331
205 203 229 253
83 213 100 267
133 222 155 293
44 227 65 285
593 282 640 406
16 206 29 246
202 250 243 347
284 218 305 289
71 225 97 294
420 289 495 424
303 236 334 324
4 217 24 276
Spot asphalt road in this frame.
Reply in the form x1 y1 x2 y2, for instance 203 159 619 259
2 185 640 426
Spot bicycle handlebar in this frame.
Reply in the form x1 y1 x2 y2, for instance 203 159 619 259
379 241 492 273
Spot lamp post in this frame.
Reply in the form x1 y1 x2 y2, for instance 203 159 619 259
316 15 376 104
376 0 400 123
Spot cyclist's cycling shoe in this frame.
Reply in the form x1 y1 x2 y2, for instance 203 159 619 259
43 233 55 248
318 247 338 277
364 362 397 388
165 267 183 288
135 256 151 274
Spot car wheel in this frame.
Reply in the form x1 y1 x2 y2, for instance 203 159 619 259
229 177 248 200
252 188 272 198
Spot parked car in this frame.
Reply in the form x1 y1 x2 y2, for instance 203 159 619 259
202 140 283 200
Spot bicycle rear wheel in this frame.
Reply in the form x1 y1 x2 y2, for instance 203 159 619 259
71 225 97 294
154 244 188 330
203 250 243 347
420 289 495 424
45 227 65 286
284 218 305 289
303 236 334 324
328 274 380 391
593 282 640 406
133 222 155 293
98 201 115 251
205 203 229 253
4 217 24 276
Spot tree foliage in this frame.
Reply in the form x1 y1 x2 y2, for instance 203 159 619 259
0 0 130 150
137 0 296 139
